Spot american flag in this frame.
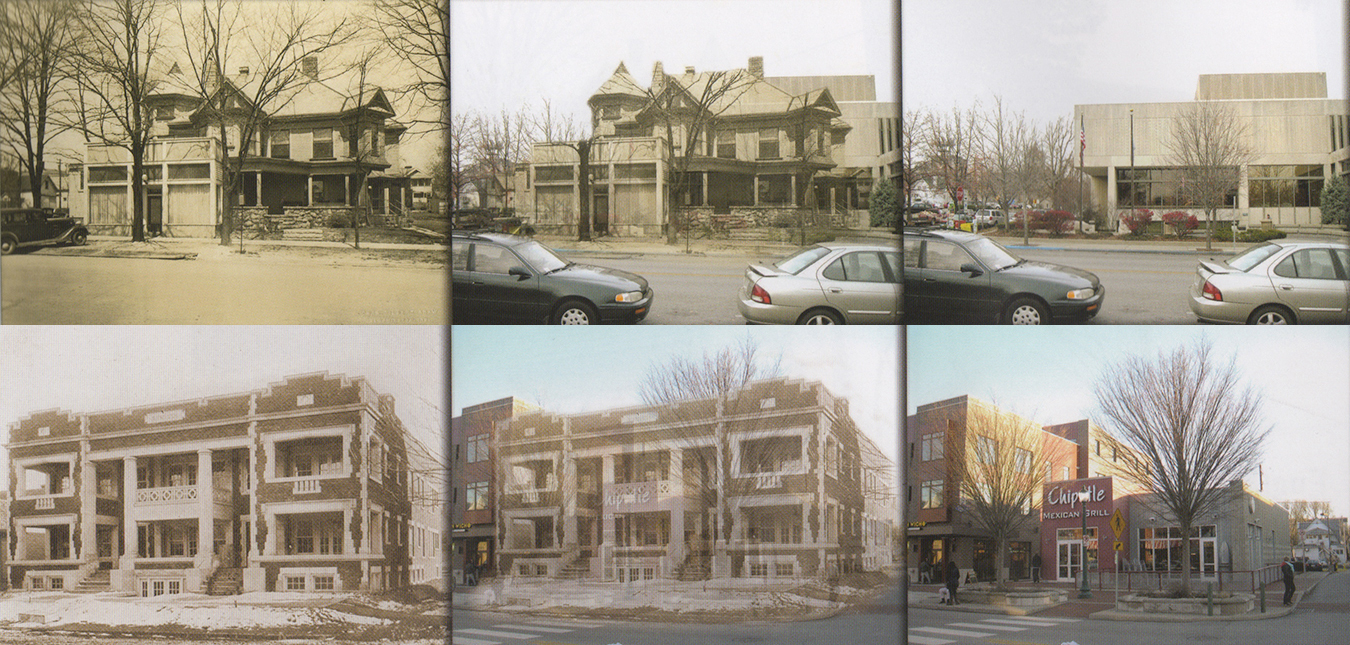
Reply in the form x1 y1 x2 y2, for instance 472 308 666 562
1079 126 1085 165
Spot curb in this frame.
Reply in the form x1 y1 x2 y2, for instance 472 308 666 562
1003 245 1243 256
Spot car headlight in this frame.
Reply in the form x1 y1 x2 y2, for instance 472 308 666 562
615 291 644 303
1066 288 1095 300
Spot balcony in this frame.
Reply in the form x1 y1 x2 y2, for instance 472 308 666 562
293 479 322 494
135 486 198 505
753 474 782 490
35 498 55 510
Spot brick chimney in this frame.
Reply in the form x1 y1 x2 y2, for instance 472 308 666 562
301 56 318 80
684 65 695 76
748 56 764 79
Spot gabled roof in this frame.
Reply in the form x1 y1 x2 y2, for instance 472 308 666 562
591 62 647 101
633 66 844 121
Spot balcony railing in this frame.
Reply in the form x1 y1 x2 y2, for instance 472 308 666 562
35 498 55 510
293 479 322 494
753 473 782 490
135 486 198 505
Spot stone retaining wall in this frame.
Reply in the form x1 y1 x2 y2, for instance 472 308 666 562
957 588 1067 608
1118 592 1254 615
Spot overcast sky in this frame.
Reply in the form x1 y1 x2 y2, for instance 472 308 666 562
903 0 1347 127
451 0 897 128
451 327 901 461
0 327 446 492
907 326 1350 518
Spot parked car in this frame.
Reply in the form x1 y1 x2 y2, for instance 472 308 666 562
1188 238 1350 324
451 231 653 324
903 228 1104 324
1306 559 1326 572
974 209 1005 227
738 242 901 324
1 207 89 255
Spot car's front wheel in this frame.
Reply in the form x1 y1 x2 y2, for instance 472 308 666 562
552 299 599 325
71 230 88 246
797 308 843 325
0 236 16 255
1004 297 1049 325
1248 304 1294 325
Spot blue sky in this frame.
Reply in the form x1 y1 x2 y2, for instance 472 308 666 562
908 326 1350 517
451 326 901 458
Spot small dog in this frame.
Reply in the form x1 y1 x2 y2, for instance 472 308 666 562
937 587 951 604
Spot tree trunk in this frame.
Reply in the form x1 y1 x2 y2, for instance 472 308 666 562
577 140 591 242
1179 517 1193 596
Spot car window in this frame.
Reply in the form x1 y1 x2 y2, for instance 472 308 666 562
882 251 900 281
1228 242 1282 272
925 240 975 272
1333 249 1350 279
822 252 888 283
514 240 568 274
472 243 518 274
451 240 470 271
1274 248 1340 280
775 246 832 275
963 237 1019 271
903 239 921 268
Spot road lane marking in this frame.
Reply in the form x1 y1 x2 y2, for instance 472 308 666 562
947 621 1028 631
494 623 574 633
999 616 1080 622
981 618 1060 627
907 635 957 645
450 637 499 645
518 619 611 628
458 628 546 639
913 626 997 637
987 639 1055 645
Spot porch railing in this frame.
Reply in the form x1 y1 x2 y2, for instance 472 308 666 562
135 486 198 505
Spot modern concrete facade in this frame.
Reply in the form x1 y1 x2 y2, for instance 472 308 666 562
492 378 896 582
1076 72 1350 232
5 372 427 595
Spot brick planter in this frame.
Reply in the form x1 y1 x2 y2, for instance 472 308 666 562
957 588 1068 608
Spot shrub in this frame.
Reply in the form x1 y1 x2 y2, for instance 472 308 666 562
869 178 901 228
1238 228 1287 243
1037 210 1076 236
1321 175 1349 229
326 211 354 228
1120 209 1155 236
1160 211 1199 239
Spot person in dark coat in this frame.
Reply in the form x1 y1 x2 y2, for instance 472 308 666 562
1031 552 1042 583
1282 557 1296 605
944 559 960 605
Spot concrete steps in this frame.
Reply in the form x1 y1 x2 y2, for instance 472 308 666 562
72 569 111 593
207 567 242 595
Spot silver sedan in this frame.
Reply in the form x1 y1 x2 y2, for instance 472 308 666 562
1189 239 1350 324
738 242 901 324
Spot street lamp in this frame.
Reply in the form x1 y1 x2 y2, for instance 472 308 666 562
1078 489 1092 599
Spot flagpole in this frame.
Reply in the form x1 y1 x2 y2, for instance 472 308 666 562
1079 114 1085 235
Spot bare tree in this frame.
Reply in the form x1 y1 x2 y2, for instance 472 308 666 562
73 0 168 242
1282 499 1335 547
0 0 80 209
533 98 600 241
471 106 534 211
1094 339 1271 596
367 0 446 135
1167 101 1257 251
942 401 1067 590
447 111 472 210
977 96 1030 230
921 104 979 212
172 0 356 246
898 109 924 219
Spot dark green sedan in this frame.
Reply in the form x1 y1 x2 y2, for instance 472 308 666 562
903 229 1104 324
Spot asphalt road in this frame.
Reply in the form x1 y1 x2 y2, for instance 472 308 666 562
584 253 757 324
1 254 446 324
452 584 902 645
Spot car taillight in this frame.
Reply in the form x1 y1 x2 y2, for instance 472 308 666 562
750 283 771 304
1202 280 1222 301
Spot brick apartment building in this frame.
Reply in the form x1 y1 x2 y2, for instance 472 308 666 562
492 378 896 582
450 396 538 585
5 372 440 595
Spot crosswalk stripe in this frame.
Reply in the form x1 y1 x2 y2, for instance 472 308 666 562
493 623 573 633
518 618 610 628
1000 616 1080 622
906 635 956 645
948 621 1027 631
981 618 1058 627
458 628 545 639
450 637 500 645
913 626 997 638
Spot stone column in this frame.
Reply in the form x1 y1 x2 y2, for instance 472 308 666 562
307 176 314 206
195 449 214 570
80 450 96 572
600 454 615 579
115 456 137 593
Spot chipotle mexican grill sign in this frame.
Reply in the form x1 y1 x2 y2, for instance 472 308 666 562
1041 477 1112 521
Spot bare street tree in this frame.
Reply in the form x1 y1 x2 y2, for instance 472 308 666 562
448 111 472 210
470 106 535 211
921 104 979 213
977 96 1030 231
1167 101 1257 251
899 109 924 216
0 0 81 209
1094 339 1271 596
368 0 447 135
1281 499 1336 547
942 400 1068 590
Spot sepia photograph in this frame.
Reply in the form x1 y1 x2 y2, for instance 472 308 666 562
1 0 449 324
451 326 902 644
0 325 448 644
450 0 900 324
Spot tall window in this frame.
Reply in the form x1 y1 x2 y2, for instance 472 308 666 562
467 481 488 511
975 435 996 464
312 128 333 159
717 130 736 158
467 434 488 462
758 128 780 159
920 479 944 509
270 130 290 159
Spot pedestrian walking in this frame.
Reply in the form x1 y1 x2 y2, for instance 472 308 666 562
1282 556 1296 606
920 559 932 584
1031 552 1042 583
945 559 960 606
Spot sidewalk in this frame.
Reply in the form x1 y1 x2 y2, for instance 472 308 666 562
908 572 1332 621
28 235 449 265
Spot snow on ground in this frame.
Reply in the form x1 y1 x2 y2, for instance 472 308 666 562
459 577 869 614
0 591 391 629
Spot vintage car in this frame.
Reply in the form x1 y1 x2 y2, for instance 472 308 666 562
1 207 90 255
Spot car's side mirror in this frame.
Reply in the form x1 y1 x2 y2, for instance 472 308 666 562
960 263 983 277
509 266 531 280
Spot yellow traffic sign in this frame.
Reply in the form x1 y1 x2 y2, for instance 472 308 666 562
1110 509 1125 538
1114 540 1124 552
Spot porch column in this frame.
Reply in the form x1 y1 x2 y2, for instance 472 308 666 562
307 175 314 206
80 451 96 568
562 457 577 550
600 454 615 579
666 448 685 570
791 174 798 206
344 175 351 206
830 187 837 215
255 173 263 207
120 457 136 566
753 175 760 206
701 171 708 206
196 449 214 569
